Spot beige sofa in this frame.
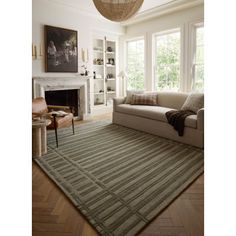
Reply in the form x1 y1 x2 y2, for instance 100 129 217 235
112 92 204 148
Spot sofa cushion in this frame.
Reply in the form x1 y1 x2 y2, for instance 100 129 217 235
124 90 144 104
156 92 188 110
116 104 197 128
131 94 158 106
181 93 204 113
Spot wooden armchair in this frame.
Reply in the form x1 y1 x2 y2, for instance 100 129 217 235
32 97 75 147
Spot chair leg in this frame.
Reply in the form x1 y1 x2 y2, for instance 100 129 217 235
53 115 58 148
54 126 58 148
72 119 75 135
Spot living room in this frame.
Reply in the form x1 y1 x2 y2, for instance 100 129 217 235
1 0 236 236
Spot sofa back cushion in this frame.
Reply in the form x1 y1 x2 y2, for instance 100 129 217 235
124 91 203 110
131 94 158 106
181 93 204 113
148 92 188 109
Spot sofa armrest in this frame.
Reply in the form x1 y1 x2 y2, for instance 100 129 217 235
197 108 204 131
113 97 125 111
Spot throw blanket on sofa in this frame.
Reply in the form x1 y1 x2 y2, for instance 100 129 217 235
165 110 195 136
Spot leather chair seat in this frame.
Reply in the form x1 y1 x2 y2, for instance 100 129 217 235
32 97 75 147
48 113 74 129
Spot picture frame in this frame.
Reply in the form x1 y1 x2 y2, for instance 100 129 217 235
45 25 78 72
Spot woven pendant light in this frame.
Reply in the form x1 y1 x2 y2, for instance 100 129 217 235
93 0 144 22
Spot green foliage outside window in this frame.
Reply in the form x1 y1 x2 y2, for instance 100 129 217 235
127 40 145 90
126 28 204 92
155 32 180 91
194 27 204 91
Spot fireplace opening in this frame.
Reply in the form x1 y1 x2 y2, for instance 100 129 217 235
45 89 79 117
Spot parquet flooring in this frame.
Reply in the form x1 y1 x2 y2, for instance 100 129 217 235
32 114 204 236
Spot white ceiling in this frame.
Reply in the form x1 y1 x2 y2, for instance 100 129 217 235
48 0 203 25
49 0 178 16
140 0 179 12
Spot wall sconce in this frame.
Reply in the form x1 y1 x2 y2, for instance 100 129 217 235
32 43 43 60
80 48 89 76
81 48 89 63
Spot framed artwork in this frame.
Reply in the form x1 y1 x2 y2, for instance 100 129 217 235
45 25 78 72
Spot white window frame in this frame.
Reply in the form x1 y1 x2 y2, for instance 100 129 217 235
189 22 204 91
152 28 183 91
125 36 146 91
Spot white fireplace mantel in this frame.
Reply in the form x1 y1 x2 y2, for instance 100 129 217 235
32 76 92 119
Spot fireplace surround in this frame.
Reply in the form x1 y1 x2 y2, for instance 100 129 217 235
32 76 92 119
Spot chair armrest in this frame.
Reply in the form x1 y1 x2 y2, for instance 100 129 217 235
197 108 204 131
113 97 125 111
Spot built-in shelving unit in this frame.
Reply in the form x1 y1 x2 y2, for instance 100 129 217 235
92 36 118 111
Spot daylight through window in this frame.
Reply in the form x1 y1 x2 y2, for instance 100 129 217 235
126 39 145 90
192 26 204 91
154 30 180 91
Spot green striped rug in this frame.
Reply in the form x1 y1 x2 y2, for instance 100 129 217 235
35 120 204 236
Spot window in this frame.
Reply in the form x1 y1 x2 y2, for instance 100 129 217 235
154 30 181 91
192 25 204 91
126 39 145 90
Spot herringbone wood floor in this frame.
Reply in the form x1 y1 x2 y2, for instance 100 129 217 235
32 114 204 236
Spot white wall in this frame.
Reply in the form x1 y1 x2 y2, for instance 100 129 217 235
32 0 124 77
119 4 204 92
32 1 204 93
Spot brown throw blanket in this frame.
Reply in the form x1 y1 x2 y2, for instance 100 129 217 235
165 110 195 136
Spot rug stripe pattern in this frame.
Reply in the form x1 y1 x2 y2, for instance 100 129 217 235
35 120 204 236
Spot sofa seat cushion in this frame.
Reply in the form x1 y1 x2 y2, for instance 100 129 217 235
116 104 197 128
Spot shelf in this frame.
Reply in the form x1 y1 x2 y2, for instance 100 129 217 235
93 50 103 53
94 103 105 106
94 92 104 95
93 64 104 66
93 36 117 111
